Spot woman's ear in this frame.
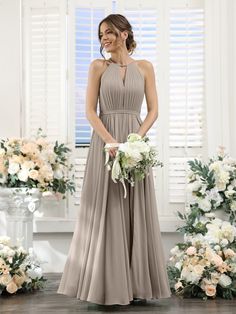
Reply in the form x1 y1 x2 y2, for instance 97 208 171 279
121 30 128 41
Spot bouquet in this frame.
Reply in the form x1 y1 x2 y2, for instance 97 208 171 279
104 133 163 198
0 129 75 198
0 236 46 295
168 217 236 299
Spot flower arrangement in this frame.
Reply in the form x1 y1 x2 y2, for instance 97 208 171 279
168 217 236 299
181 146 236 229
104 133 163 198
0 236 46 295
0 129 75 198
168 147 236 299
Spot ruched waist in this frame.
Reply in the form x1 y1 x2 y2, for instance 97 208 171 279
99 109 140 116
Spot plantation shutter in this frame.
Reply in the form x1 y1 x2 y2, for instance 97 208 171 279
23 0 67 141
68 0 111 218
119 0 159 146
73 0 111 146
168 1 206 207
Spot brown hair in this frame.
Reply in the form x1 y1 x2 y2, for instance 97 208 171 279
98 14 137 58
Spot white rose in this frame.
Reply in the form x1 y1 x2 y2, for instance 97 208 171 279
225 186 236 198
218 274 232 287
127 133 142 142
175 262 182 270
191 181 202 192
230 200 236 212
170 246 180 255
53 164 64 180
0 174 7 184
26 266 42 279
0 148 5 156
18 168 29 182
198 198 212 212
0 236 11 246
220 239 229 247
8 162 20 175
214 245 221 251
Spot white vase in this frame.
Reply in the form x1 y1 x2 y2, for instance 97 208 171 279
0 187 41 251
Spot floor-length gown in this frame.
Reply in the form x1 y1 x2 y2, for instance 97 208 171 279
57 60 171 305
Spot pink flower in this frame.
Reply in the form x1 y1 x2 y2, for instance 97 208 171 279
186 246 196 255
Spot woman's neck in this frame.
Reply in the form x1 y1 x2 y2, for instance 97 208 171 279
109 53 132 66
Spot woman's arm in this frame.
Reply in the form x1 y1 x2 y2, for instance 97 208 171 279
85 59 117 144
136 60 158 137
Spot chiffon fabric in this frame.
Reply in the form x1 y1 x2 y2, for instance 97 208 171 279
57 61 171 305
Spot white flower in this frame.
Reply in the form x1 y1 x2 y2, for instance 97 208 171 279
218 274 232 287
127 133 142 142
220 239 229 247
224 185 236 198
181 265 201 284
188 180 202 192
214 245 221 251
230 200 236 212
53 164 64 179
198 198 212 212
0 174 7 184
0 148 5 156
221 221 236 242
170 246 180 255
1 246 15 257
175 262 182 270
26 266 42 279
8 162 20 175
0 236 11 246
206 188 223 207
18 168 29 182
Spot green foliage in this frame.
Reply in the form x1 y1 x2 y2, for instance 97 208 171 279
188 159 215 189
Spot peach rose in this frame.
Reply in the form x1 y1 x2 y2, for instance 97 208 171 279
13 270 26 287
218 262 228 273
6 280 18 294
212 254 223 267
0 274 12 286
186 246 196 255
193 264 205 275
224 248 235 259
205 284 216 297
29 169 39 180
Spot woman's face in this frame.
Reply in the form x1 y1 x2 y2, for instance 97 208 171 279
99 22 122 53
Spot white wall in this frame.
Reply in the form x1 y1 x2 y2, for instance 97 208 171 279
229 0 236 158
0 0 21 138
0 0 235 272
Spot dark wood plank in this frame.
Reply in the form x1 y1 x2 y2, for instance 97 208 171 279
0 273 235 314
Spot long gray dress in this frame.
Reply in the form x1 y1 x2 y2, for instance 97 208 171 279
57 60 171 305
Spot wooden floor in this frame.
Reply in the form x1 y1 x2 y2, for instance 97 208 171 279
0 273 235 314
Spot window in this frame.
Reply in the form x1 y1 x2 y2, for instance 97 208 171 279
23 0 206 224
168 6 205 205
75 8 105 146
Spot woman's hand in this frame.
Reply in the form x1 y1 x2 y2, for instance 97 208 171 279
105 139 120 158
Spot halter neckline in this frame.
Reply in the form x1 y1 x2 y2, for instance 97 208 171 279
107 58 136 67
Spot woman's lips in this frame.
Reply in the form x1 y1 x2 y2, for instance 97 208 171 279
104 42 112 48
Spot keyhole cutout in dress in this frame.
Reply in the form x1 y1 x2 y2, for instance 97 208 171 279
119 66 128 87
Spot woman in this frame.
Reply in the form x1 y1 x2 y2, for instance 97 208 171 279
57 13 171 305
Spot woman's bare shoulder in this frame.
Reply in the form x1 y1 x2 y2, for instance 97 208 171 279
135 59 154 78
89 59 110 77
136 59 154 70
